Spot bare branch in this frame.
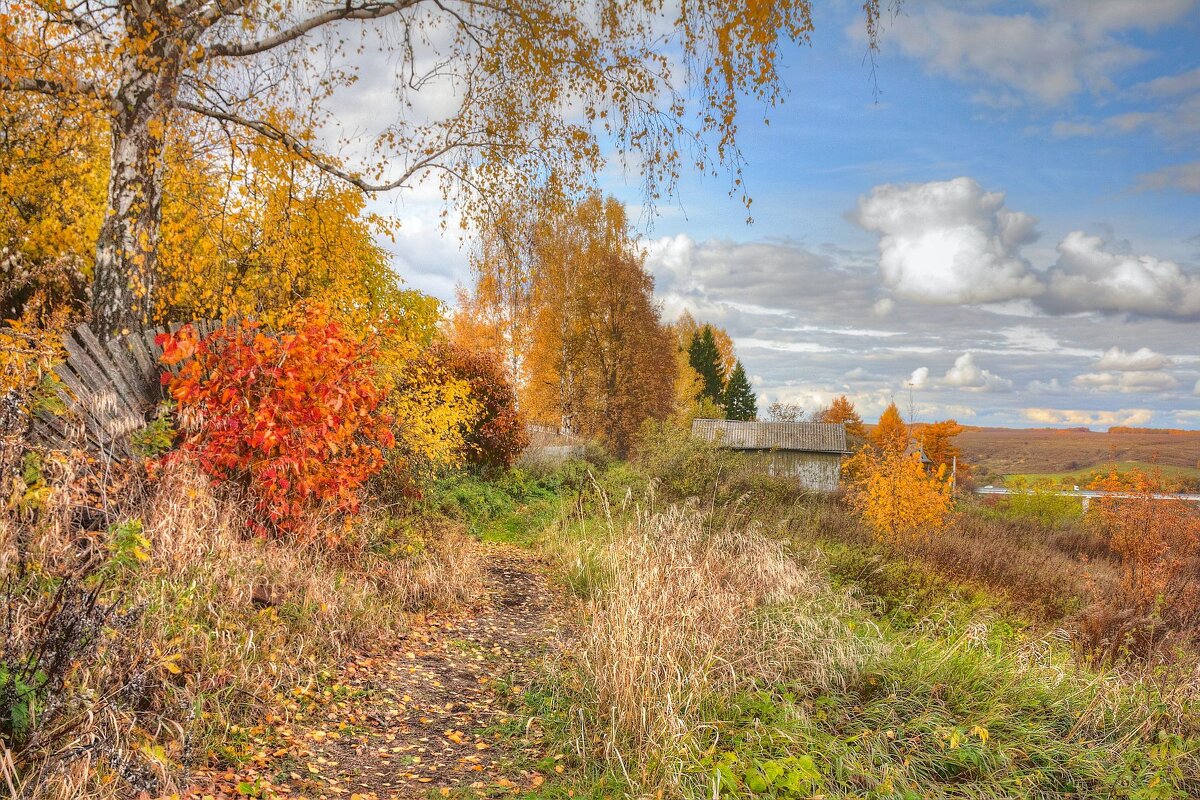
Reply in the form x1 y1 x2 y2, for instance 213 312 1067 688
174 98 462 192
202 0 422 59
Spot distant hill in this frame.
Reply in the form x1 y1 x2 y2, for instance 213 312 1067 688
956 426 1200 483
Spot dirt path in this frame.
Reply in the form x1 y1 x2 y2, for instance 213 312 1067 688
184 544 574 799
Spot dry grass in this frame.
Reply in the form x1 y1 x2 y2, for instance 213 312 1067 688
957 427 1200 477
1 457 484 799
562 503 874 791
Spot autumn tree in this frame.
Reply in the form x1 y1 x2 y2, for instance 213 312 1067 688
431 342 528 470
688 326 726 408
815 395 867 439
723 360 757 421
871 402 909 454
917 419 972 486
449 204 540 394
523 194 676 455
159 136 418 329
0 86 104 323
1090 469 1200 619
846 447 955 546
2 1 892 337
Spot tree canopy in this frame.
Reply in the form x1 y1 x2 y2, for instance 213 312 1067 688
1 0 891 335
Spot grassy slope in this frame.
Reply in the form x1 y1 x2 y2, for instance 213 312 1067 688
495 456 1200 800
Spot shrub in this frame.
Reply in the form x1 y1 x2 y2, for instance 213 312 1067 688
1089 469 1200 623
996 479 1083 528
634 421 736 500
158 310 394 538
428 342 527 470
845 447 955 545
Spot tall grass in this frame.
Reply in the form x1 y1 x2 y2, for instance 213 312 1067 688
2 458 484 799
557 503 873 792
539 440 1200 798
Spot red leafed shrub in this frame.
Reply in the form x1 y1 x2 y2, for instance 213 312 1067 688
432 342 528 470
157 311 394 538
1089 468 1200 620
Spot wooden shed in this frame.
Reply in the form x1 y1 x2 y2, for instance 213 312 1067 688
691 419 849 491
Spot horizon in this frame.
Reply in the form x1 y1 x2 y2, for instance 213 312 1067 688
351 0 1200 430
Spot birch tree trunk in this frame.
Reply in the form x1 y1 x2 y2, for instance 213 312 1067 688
90 10 181 338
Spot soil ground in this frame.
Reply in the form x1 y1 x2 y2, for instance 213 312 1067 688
182 544 574 799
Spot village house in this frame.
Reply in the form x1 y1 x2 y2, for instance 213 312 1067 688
691 418 849 491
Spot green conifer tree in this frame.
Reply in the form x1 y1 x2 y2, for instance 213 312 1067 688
688 325 725 407
723 360 758 421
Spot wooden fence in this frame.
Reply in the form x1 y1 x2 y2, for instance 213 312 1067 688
30 320 221 459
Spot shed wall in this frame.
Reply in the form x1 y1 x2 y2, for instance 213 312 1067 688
738 450 842 491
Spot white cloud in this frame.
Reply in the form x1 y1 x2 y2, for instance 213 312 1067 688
1071 371 1178 392
1195 378 1200 396
909 366 930 388
1023 407 1155 427
1026 378 1068 394
1094 346 1174 371
1134 65 1200 97
940 353 1014 393
1041 231 1200 319
1049 0 1198 33
872 297 895 317
1105 92 1200 139
855 177 1043 305
880 2 1195 105
1136 161 1200 193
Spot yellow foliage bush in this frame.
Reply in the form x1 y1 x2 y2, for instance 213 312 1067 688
845 447 955 545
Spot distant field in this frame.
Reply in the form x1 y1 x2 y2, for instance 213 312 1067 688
1000 460 1200 489
958 427 1200 483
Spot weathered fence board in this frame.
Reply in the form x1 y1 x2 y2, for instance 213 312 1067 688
34 320 216 459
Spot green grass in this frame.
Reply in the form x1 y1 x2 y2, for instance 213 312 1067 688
683 623 1199 799
523 442 1200 799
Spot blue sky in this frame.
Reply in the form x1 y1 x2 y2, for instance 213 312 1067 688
371 0 1200 429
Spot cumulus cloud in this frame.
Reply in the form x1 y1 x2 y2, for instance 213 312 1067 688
1093 346 1174 371
1195 378 1200 396
940 353 1014 392
872 298 895 317
855 178 1043 305
879 2 1194 105
856 177 1200 321
909 366 930 388
1023 407 1155 428
1041 231 1200 319
1072 371 1179 392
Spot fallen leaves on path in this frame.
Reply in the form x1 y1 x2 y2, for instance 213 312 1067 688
173 546 573 799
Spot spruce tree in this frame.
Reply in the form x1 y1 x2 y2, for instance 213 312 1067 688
723 360 758 421
688 325 725 407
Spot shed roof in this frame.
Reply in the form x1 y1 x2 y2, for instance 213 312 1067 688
691 419 848 454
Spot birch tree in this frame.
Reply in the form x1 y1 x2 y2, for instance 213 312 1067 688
1 0 892 337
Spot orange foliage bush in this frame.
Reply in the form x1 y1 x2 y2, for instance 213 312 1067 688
1089 469 1200 619
158 311 394 538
